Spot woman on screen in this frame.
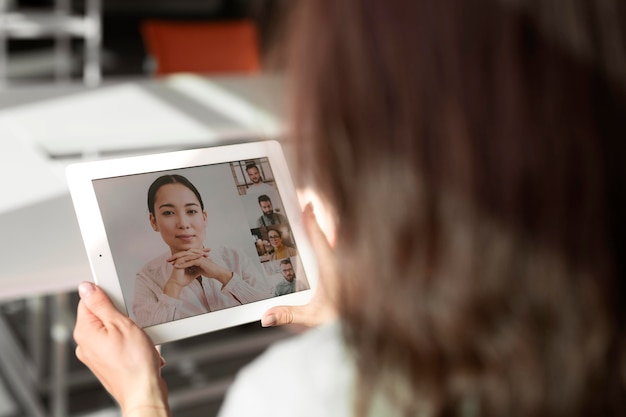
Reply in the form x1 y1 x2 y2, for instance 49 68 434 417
267 228 297 261
132 174 271 328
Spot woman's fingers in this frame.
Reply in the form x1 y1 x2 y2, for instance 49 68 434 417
74 282 124 337
261 280 337 327
167 248 210 264
172 256 208 270
73 281 169 415
261 301 334 327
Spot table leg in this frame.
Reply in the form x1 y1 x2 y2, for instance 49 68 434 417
50 292 72 417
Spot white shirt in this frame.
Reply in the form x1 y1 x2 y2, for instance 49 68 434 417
245 182 276 196
219 322 354 417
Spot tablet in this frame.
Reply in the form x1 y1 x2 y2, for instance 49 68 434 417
66 140 317 345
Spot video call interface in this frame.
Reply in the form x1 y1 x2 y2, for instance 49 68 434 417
92 157 310 328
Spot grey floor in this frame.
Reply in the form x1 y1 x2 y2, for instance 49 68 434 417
0 293 292 417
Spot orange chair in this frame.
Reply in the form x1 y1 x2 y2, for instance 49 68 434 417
141 19 261 76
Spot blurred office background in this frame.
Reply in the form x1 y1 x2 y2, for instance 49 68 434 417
1 0 287 83
0 1 295 416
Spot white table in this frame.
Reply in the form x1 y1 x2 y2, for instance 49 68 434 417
0 73 287 417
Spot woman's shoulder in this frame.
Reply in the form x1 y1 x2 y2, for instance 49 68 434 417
258 321 348 370
218 322 353 417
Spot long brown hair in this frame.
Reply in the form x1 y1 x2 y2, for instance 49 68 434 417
286 0 625 416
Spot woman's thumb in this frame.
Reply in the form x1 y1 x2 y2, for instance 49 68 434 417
77 282 122 321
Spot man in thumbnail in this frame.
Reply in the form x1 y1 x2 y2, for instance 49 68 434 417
246 163 275 195
274 258 297 296
256 194 289 227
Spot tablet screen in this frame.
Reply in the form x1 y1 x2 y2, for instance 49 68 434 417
91 156 310 329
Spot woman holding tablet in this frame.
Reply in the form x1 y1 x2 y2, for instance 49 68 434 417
74 1 625 417
133 174 271 328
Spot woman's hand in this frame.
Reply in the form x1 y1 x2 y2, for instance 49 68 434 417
73 282 170 417
164 248 216 298
261 203 337 328
168 248 233 288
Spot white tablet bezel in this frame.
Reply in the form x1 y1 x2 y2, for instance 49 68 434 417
66 140 317 345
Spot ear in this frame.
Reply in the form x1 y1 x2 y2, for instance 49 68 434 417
149 213 159 231
202 210 208 225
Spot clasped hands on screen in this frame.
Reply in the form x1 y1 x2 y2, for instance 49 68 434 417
163 247 234 298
